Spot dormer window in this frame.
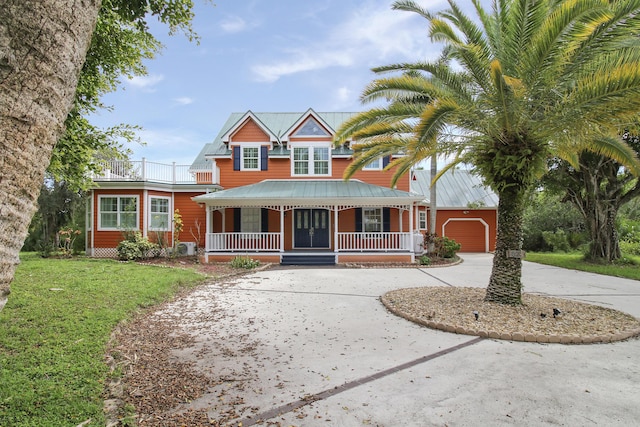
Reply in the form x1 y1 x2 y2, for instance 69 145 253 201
293 117 330 137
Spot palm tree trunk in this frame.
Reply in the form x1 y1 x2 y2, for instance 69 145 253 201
0 0 101 311
485 185 526 305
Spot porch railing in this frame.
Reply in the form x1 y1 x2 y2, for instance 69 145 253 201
92 158 201 184
336 232 412 252
207 232 281 252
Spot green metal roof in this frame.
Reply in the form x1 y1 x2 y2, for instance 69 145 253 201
190 110 358 170
192 180 423 207
411 169 499 208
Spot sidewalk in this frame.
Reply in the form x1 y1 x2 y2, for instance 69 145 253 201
157 254 640 426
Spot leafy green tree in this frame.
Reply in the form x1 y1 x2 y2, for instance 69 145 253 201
543 133 640 262
522 191 585 252
0 0 199 311
22 180 85 255
335 0 640 305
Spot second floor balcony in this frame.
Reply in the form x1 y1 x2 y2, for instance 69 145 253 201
92 158 214 185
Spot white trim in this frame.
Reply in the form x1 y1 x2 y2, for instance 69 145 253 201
148 195 172 231
363 158 382 171
442 217 490 253
238 144 262 171
97 194 140 231
290 144 332 177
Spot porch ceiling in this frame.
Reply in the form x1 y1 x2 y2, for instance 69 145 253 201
192 179 424 207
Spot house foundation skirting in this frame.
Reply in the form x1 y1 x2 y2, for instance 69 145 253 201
202 251 415 264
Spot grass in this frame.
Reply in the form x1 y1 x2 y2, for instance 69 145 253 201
525 251 640 280
0 254 205 427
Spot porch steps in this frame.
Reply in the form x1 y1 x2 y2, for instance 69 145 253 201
280 254 336 266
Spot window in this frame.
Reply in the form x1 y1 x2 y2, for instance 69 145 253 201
363 158 382 170
363 208 382 232
99 196 138 230
293 117 330 136
314 147 329 175
150 197 170 230
293 147 309 175
241 208 261 233
418 211 427 229
86 197 93 230
242 147 259 170
292 145 331 176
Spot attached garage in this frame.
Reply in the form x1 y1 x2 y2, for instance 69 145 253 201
412 169 498 253
442 217 490 252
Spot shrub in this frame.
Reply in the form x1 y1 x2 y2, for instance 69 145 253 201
419 255 431 265
423 233 461 258
230 255 260 269
116 231 160 261
542 229 571 252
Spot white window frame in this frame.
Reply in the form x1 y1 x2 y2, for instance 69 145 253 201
418 211 427 230
363 158 382 170
98 195 139 231
241 144 261 171
363 208 383 233
290 143 331 176
148 196 171 231
241 207 261 233
86 196 93 231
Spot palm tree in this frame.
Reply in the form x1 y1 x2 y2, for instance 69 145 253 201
335 0 640 305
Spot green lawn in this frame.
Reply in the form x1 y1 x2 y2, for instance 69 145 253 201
525 252 640 281
0 254 205 427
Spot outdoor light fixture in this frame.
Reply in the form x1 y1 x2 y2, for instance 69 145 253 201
473 311 479 321
553 308 562 318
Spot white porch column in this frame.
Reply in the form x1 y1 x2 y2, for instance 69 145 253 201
334 205 339 251
280 207 285 252
409 203 415 262
205 206 212 251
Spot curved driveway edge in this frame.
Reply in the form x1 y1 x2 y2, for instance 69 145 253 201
142 254 640 426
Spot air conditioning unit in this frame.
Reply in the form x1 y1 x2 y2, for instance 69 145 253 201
176 242 197 256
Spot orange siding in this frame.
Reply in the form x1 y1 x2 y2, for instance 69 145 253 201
92 189 145 249
217 155 410 191
433 209 497 252
174 193 207 248
231 118 270 142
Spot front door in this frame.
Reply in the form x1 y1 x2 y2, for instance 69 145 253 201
294 209 330 248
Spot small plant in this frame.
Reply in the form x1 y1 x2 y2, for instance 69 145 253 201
423 233 461 258
419 255 431 265
58 226 81 256
116 231 160 261
37 239 55 258
230 255 260 269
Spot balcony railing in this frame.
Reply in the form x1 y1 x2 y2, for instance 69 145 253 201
336 232 412 252
207 232 282 252
92 158 202 184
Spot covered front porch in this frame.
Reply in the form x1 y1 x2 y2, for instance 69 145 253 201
192 180 425 264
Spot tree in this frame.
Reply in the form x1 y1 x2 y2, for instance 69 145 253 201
544 132 640 262
0 0 198 311
334 0 640 305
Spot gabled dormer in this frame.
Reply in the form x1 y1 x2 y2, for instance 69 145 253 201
221 111 278 172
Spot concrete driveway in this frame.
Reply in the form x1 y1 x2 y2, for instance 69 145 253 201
157 254 640 426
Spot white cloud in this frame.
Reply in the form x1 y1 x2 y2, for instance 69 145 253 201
127 74 164 91
174 97 194 106
250 1 442 83
220 15 249 33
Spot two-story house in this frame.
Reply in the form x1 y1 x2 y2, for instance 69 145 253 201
88 109 497 264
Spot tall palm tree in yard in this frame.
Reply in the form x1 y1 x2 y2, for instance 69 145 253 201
335 0 640 305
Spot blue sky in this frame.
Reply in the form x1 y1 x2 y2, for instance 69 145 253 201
91 0 458 165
